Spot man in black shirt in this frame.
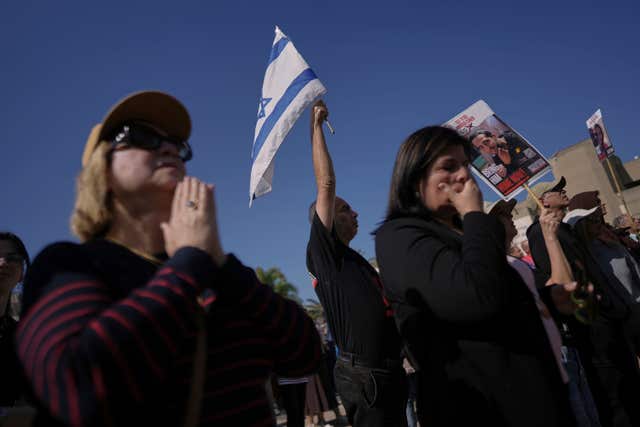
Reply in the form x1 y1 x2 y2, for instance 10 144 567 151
306 100 407 427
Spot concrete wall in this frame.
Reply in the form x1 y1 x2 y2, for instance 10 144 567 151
549 139 628 223
622 185 640 217
625 157 640 182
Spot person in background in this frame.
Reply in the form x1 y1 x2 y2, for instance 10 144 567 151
519 240 536 269
612 215 640 256
16 91 321 427
0 232 29 408
528 182 639 427
489 200 601 427
567 195 640 362
402 358 418 427
375 126 575 426
277 376 308 427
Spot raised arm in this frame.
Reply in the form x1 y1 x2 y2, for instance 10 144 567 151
310 100 335 230
535 208 604 317
539 208 574 286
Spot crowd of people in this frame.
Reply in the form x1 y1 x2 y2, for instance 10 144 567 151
1 92 640 427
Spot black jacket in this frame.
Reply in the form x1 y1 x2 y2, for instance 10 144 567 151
375 212 573 427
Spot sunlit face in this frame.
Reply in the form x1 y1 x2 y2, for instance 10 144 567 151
541 189 569 209
471 133 497 156
0 240 23 293
108 124 186 201
418 145 471 217
334 197 358 244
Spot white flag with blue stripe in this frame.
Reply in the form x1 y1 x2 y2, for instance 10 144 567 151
249 26 327 205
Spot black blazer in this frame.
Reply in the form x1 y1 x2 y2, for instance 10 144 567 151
375 212 574 427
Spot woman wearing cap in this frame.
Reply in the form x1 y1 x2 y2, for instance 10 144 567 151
15 91 321 427
375 126 575 426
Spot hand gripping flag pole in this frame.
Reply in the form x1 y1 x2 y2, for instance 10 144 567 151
249 26 327 206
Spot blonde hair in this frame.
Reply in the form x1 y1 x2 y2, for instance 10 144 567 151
70 142 113 241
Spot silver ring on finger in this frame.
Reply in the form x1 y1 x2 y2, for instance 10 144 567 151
186 200 199 210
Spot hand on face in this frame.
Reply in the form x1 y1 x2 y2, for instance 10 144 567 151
439 176 483 217
161 177 226 266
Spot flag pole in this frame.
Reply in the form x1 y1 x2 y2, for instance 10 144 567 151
325 119 335 135
523 182 544 210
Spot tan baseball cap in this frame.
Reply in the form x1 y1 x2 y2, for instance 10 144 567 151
81 91 192 167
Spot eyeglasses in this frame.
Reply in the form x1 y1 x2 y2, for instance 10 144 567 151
111 123 193 162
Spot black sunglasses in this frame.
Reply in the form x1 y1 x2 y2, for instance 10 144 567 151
111 123 193 162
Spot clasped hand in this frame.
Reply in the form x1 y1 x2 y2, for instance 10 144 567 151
161 176 226 266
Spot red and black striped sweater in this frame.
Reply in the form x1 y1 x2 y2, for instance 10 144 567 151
16 239 321 426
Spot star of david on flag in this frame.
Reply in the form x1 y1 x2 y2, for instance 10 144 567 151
257 97 271 119
249 26 327 205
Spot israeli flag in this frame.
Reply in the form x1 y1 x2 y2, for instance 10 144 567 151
249 26 327 205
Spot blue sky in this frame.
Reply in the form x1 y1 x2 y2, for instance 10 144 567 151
2 0 639 302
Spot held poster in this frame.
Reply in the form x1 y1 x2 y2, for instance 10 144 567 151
586 109 614 161
445 100 551 199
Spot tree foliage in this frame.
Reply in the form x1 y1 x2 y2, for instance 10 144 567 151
303 298 324 321
255 266 301 304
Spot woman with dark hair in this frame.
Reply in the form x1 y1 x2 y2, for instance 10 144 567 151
0 232 29 407
15 91 321 427
374 126 575 426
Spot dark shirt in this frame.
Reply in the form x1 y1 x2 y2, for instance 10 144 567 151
306 213 401 363
375 212 573 427
0 312 21 406
17 239 321 427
